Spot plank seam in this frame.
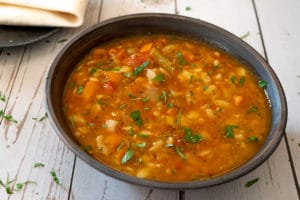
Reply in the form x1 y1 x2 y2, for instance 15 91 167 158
252 0 300 199
67 156 77 200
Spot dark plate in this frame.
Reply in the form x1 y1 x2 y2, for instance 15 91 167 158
0 25 59 47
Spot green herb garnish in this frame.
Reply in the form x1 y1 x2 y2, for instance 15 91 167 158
177 51 186 65
246 136 258 142
152 74 165 83
80 145 93 152
32 112 48 122
76 85 84 94
175 108 183 126
230 76 236 83
128 127 134 136
69 116 75 128
136 142 146 148
247 106 258 113
117 141 125 151
175 146 186 160
14 181 36 191
185 6 191 11
119 103 127 109
133 60 150 76
158 90 168 103
258 80 267 88
240 31 250 40
239 76 246 86
137 133 149 138
141 97 150 103
34 162 45 168
183 127 202 143
225 125 238 138
88 68 97 74
203 85 209 91
50 170 62 185
245 177 259 187
121 149 134 164
130 110 143 127
167 102 174 108
0 91 6 102
0 109 18 123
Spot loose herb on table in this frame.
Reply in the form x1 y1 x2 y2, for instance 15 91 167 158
245 177 259 187
0 109 18 123
50 170 62 185
34 162 45 168
32 112 48 122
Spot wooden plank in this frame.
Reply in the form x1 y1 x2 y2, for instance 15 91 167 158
0 0 104 199
69 0 179 199
255 0 300 185
176 0 299 199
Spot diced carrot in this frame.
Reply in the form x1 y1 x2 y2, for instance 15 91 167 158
182 50 195 62
233 95 244 106
104 71 122 85
140 43 153 53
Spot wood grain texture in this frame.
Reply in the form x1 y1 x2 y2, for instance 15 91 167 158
177 0 299 199
255 0 300 189
0 0 299 199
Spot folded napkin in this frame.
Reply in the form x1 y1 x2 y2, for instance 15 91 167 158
0 0 88 27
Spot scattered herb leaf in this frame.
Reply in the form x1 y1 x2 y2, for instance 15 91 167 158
130 110 143 127
137 133 149 138
245 177 259 187
34 162 45 168
225 125 238 138
230 76 236 83
121 149 134 164
80 145 93 152
247 106 258 113
239 76 246 86
136 142 146 148
133 60 150 76
167 102 174 108
32 112 48 122
128 127 134 136
240 31 250 39
258 80 267 88
119 103 127 109
246 136 258 142
177 51 186 65
152 74 165 83
76 85 84 94
50 170 62 185
203 85 209 91
117 141 125 151
175 108 183 126
158 90 168 103
183 127 203 143
141 97 150 103
185 6 191 11
208 65 219 75
189 75 194 84
88 68 97 74
0 109 18 123
175 146 186 160
69 116 75 128
14 181 36 191
0 91 6 102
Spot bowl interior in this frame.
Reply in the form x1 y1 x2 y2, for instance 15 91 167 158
46 13 287 189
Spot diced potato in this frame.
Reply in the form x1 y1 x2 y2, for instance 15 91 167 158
201 72 211 83
81 80 100 101
166 116 175 127
236 67 247 76
205 108 214 119
149 140 164 151
105 119 119 132
72 115 86 124
136 167 150 178
146 69 157 81
177 70 193 82
186 111 200 119
233 95 244 106
213 99 231 108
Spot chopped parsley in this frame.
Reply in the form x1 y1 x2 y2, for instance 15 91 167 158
130 110 143 127
133 60 150 76
245 177 259 187
50 170 62 185
177 51 186 65
76 85 84 94
117 141 125 151
246 136 258 142
0 109 18 123
127 127 134 136
33 162 45 168
247 106 258 113
88 68 97 74
136 142 146 148
158 90 168 103
225 125 238 138
230 76 236 83
189 75 194 84
175 146 186 160
203 85 209 91
258 80 267 88
183 127 203 143
240 31 250 40
121 149 134 164
175 108 183 126
152 74 165 83
239 76 246 86
0 175 36 195
14 181 36 191
32 112 48 122
80 145 93 152
0 91 6 102
185 6 191 11
137 133 149 138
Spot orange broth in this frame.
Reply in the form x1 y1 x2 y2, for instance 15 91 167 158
63 34 271 182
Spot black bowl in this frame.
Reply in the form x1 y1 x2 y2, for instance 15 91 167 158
46 13 287 189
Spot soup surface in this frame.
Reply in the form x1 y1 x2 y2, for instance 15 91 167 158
63 34 271 182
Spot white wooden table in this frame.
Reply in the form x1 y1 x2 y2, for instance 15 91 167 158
1 0 300 199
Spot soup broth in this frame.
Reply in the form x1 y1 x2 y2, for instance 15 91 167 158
63 34 271 182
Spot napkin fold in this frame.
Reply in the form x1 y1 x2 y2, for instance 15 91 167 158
0 0 88 27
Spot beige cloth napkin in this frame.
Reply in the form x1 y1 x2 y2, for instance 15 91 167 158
0 0 88 27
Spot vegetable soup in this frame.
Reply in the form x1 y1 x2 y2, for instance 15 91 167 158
62 34 271 182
